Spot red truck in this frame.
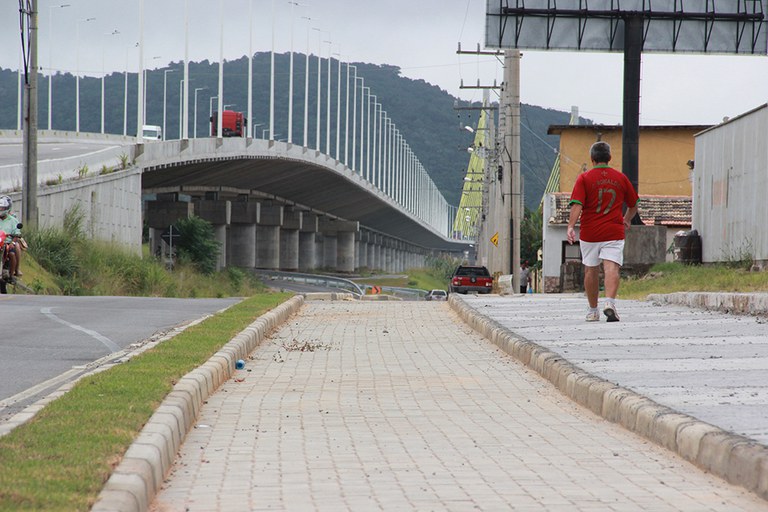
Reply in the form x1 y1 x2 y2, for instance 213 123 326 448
210 110 246 137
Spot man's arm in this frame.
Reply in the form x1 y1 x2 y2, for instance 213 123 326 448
566 203 582 244
623 203 639 229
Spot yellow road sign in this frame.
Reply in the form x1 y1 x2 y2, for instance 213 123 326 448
490 232 499 247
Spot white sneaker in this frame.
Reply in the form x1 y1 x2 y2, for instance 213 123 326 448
585 310 600 322
603 303 620 322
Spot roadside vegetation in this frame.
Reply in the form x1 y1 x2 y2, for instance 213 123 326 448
19 209 265 298
620 261 768 299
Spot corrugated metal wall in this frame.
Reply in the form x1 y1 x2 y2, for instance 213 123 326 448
693 105 768 264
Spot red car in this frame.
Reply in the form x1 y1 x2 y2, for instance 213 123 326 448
449 265 493 294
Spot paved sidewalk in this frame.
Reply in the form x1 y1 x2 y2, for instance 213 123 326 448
455 293 768 445
149 301 766 511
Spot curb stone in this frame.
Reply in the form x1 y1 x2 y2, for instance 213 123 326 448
92 294 305 512
449 294 768 501
648 292 768 317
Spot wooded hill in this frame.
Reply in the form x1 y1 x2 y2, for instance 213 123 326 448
0 52 588 208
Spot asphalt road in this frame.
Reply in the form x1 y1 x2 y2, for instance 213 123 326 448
0 294 241 422
0 141 122 167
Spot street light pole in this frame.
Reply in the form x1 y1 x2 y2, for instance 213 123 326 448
163 69 175 140
101 29 119 134
247 0 253 138
76 16 96 133
302 18 312 147
48 3 70 131
194 87 206 138
179 78 185 139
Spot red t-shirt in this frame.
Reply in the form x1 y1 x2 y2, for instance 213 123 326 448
569 165 639 243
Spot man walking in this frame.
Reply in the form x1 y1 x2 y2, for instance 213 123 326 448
566 141 639 322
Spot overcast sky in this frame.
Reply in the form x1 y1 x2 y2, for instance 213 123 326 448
3 0 767 126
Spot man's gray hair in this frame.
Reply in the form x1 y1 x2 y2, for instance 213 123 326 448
590 141 612 164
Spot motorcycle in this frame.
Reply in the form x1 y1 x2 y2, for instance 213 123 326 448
0 222 22 294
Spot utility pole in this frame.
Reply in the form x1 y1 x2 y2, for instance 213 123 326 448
501 50 521 290
23 0 39 230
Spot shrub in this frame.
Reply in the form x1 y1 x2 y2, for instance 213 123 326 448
173 216 221 275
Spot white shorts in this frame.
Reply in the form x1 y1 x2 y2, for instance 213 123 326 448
579 240 625 267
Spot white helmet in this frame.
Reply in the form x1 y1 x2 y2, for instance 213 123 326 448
0 196 11 216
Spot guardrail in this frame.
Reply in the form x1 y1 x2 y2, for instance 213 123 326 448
253 270 364 297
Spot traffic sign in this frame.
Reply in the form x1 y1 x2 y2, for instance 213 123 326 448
490 232 499 247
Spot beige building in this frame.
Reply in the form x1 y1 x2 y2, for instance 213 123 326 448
542 124 709 293
550 124 709 197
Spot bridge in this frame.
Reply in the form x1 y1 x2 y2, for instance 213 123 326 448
0 130 471 274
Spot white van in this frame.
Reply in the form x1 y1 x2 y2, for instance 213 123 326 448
141 125 162 141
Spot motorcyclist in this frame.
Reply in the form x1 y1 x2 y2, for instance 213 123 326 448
0 196 22 280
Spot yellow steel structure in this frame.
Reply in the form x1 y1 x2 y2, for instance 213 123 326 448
452 108 487 240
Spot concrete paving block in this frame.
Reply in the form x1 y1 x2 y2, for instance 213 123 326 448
205 356 230 386
601 387 635 423
550 360 575 393
586 380 616 416
633 403 672 443
648 412 695 452
696 431 749 477
91 488 141 512
112 457 158 497
156 398 194 434
169 384 201 418
123 443 166 493
151 407 185 439
570 374 602 409
726 442 768 491
98 472 149 512
142 421 180 463
150 409 187 446
134 431 174 474
616 395 657 431
179 372 209 401
757 455 768 500
676 422 723 463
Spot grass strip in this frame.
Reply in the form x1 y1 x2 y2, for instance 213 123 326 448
620 262 768 299
0 292 292 511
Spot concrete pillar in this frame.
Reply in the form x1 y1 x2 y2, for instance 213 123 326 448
230 224 256 268
256 204 283 270
367 242 375 271
280 230 299 270
357 239 368 270
323 235 337 269
315 234 325 268
299 232 316 271
280 208 302 271
230 201 260 268
213 225 227 271
337 231 355 273
373 242 382 271
319 218 359 272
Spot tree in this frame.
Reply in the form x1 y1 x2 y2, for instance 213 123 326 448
521 206 543 268
174 216 220 275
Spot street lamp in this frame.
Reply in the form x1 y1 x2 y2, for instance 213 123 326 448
143 55 161 124
48 3 71 130
162 69 175 140
194 87 207 138
101 29 120 134
76 16 96 133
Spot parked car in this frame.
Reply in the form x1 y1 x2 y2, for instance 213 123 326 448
449 265 493 294
425 289 448 301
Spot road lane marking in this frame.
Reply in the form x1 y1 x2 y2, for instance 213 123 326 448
41 307 121 353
